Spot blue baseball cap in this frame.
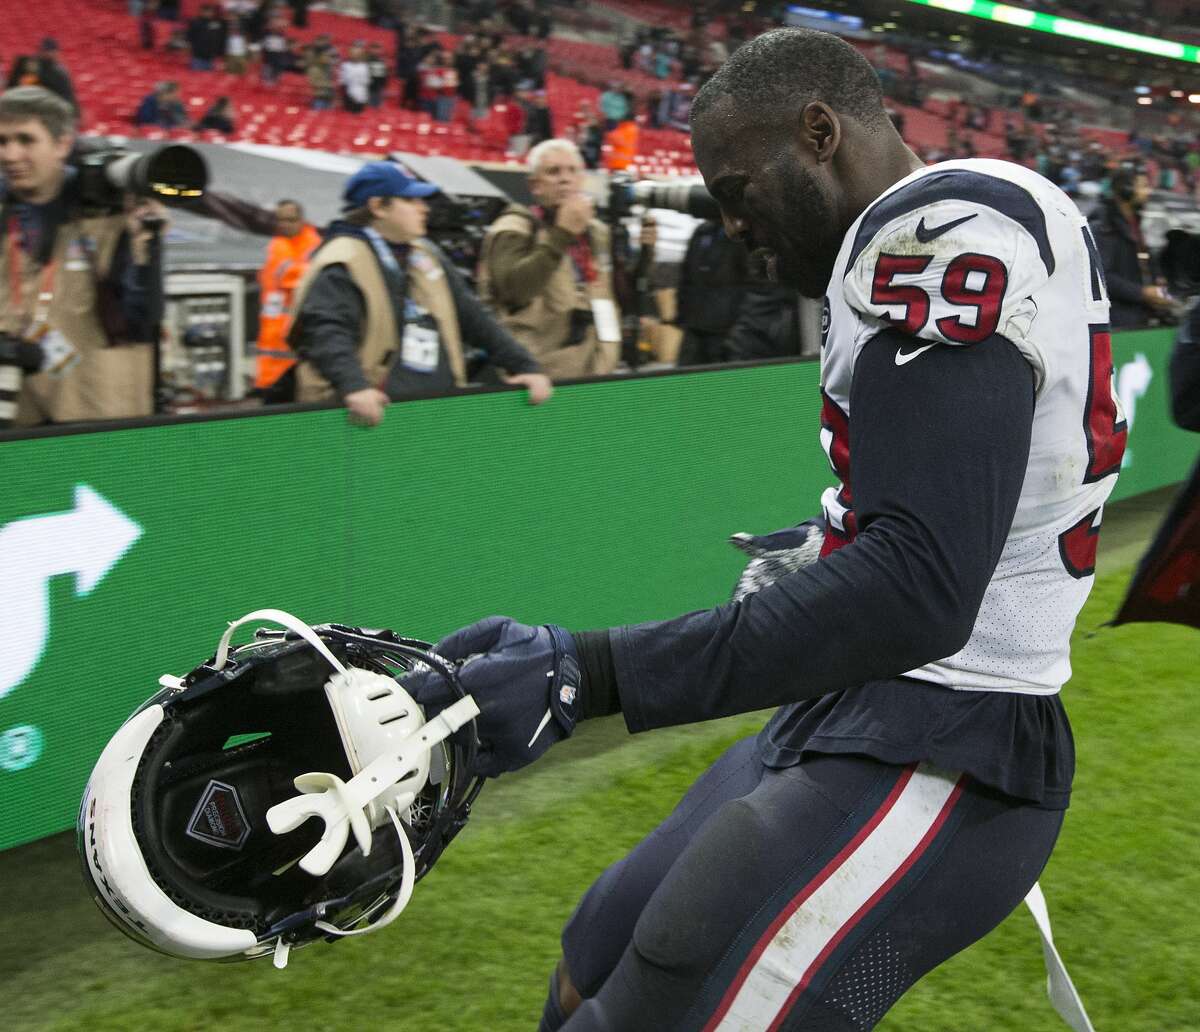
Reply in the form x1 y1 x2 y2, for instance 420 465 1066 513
342 161 437 210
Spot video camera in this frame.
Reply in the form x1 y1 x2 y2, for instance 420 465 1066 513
607 174 722 222
73 139 208 215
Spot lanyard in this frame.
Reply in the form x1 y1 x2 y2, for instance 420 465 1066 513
7 214 58 336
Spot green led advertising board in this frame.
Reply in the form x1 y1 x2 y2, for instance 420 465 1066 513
1 336 1195 851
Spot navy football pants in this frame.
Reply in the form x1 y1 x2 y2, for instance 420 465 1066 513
544 736 1062 1031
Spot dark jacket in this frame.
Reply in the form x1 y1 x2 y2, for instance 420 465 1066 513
290 221 540 399
724 286 802 362
676 220 749 335
0 171 162 343
187 15 229 61
1171 300 1200 432
1088 198 1153 329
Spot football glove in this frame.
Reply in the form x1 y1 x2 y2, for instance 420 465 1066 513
406 616 581 778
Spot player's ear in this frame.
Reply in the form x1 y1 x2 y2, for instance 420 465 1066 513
799 102 840 164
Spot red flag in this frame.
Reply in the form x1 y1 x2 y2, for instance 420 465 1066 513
1113 460 1200 630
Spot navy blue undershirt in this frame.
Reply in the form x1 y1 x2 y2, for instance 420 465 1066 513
576 328 1075 808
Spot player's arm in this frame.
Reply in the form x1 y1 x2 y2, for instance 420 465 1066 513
579 326 1034 730
406 326 1035 772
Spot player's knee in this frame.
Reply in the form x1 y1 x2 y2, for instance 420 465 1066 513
632 797 773 977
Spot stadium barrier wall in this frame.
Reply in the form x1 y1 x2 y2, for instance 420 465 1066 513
1 329 1195 851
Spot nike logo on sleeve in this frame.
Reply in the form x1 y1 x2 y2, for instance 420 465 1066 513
894 343 936 366
914 213 978 243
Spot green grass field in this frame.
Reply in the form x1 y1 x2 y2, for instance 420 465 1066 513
2 490 1197 1032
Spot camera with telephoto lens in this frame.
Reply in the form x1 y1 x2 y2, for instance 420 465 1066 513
0 332 48 428
607 174 722 222
73 139 209 216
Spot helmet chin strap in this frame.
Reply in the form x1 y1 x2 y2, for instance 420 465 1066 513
204 610 480 966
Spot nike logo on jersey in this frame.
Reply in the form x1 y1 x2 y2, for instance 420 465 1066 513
894 343 936 366
914 213 978 243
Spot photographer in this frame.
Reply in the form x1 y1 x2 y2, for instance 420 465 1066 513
0 86 164 428
478 138 625 380
1088 165 1176 329
288 161 551 427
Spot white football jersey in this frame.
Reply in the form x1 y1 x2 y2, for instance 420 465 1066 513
820 159 1125 694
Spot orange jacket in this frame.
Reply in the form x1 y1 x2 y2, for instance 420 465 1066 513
602 120 640 172
256 224 321 388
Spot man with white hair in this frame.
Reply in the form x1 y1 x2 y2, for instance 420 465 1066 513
478 138 626 380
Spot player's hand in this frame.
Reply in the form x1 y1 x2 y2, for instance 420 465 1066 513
344 387 389 426
404 617 581 778
555 193 594 236
503 371 553 405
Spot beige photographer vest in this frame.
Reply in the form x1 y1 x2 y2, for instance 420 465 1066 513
2 212 154 426
289 235 465 402
478 205 619 379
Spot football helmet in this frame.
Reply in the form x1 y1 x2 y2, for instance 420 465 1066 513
78 609 483 967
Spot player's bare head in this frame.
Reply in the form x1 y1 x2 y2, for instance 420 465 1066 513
690 29 894 297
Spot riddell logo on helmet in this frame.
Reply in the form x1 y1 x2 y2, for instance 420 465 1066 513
186 780 251 850
86 799 150 936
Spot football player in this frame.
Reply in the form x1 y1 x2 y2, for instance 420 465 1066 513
408 28 1119 1031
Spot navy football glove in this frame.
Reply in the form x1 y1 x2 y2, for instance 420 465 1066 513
405 617 580 779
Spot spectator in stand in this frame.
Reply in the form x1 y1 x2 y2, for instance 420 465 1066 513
395 26 426 111
598 81 628 131
515 45 546 91
1089 165 1176 329
195 95 235 133
288 162 550 425
133 81 187 128
665 83 695 132
470 60 491 121
255 199 320 403
261 18 290 83
10 59 40 88
6 39 77 114
435 52 459 123
139 2 159 50
489 51 518 102
478 139 625 380
187 4 228 71
288 0 309 29
366 41 389 108
573 103 602 169
225 19 249 75
417 50 445 119
306 47 335 110
165 28 189 58
340 42 371 114
523 89 553 148
455 38 481 107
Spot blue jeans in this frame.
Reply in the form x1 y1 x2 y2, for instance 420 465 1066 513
434 96 456 122
189 57 213 71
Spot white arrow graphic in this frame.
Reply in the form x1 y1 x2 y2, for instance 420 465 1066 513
0 485 142 700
